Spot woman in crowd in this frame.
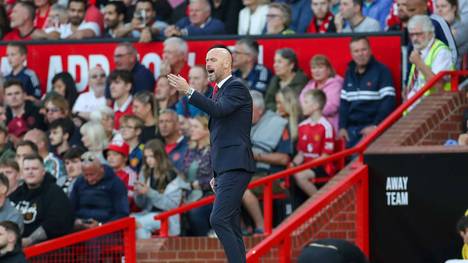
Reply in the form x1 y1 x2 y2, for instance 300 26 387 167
276 87 301 146
43 92 70 125
238 0 269 35
80 121 109 163
183 116 213 236
132 91 163 144
133 139 190 238
51 72 78 109
307 0 337 33
265 48 308 111
265 3 295 35
435 0 468 63
300 55 342 132
90 106 116 141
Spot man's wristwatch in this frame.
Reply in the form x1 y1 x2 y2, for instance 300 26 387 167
186 87 195 98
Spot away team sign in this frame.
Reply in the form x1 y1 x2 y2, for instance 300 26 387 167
0 35 402 95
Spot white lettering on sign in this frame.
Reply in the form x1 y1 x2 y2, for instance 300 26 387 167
385 177 409 206
141 53 161 79
47 55 64 91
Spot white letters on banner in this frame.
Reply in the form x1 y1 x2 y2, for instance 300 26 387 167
385 177 409 206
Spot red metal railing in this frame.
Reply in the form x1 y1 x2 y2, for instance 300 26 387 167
24 217 136 263
155 71 468 239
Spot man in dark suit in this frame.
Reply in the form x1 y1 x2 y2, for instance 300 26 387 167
168 46 255 263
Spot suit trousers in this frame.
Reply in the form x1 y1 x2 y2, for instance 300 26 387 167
210 170 252 263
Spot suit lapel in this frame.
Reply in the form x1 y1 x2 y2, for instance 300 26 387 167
214 77 233 101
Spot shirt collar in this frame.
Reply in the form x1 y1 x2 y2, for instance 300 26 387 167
114 95 133 112
217 75 232 89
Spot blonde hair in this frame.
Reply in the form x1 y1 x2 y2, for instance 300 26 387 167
277 87 300 141
188 116 210 149
80 121 109 152
310 54 336 77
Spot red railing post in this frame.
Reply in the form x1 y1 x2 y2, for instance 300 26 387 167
279 235 291 263
159 218 169 237
450 71 459 92
123 217 137 263
264 181 273 235
355 166 369 256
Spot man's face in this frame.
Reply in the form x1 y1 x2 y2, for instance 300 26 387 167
15 145 34 170
155 77 173 101
104 4 121 29
162 45 183 67
120 120 139 141
45 102 66 124
110 78 131 100
114 46 135 70
0 167 20 192
88 67 106 92
106 151 126 170
23 159 45 188
9 4 28 29
312 0 330 20
0 226 9 250
189 1 210 26
409 25 432 50
4 85 25 109
350 39 372 67
340 0 356 20
65 158 82 178
188 67 209 92
49 127 65 147
206 48 229 83
406 0 426 17
397 0 409 22
68 1 86 26
82 163 104 185
6 46 25 70
232 43 252 69
135 2 156 26
158 113 178 138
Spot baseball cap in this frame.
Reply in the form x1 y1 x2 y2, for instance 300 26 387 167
105 140 129 158
7 117 28 138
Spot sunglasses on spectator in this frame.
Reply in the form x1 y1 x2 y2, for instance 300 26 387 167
81 152 97 163
46 107 61 113
91 73 106 79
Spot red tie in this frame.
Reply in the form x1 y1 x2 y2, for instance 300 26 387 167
213 83 219 97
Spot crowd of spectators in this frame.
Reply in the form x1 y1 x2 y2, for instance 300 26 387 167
0 0 465 251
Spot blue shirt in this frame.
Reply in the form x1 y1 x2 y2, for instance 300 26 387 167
105 62 155 98
175 17 225 36
6 67 42 99
167 136 189 173
363 0 393 30
129 144 144 174
176 87 212 117
233 64 272 95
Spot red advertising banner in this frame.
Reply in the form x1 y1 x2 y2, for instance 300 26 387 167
0 35 402 95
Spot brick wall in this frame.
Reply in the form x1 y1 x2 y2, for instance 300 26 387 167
368 91 467 150
136 164 361 262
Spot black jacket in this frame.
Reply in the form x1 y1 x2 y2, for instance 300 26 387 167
0 244 27 263
10 173 74 240
6 100 46 131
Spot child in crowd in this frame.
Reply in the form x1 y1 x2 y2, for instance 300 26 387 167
292 89 335 198
119 115 144 173
105 140 138 210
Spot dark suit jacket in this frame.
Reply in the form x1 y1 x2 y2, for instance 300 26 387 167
189 76 255 175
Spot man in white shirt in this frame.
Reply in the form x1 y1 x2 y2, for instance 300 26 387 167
73 66 107 121
47 0 100 39
406 15 453 100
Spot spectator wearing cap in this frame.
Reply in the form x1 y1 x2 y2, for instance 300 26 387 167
0 124 15 163
5 43 42 102
119 115 144 173
105 140 138 210
10 153 74 247
46 0 101 39
48 118 74 158
164 0 225 37
57 147 85 197
108 42 155 98
158 109 189 172
265 3 295 35
238 0 269 35
0 159 21 195
71 151 129 230
3 1 48 41
4 80 46 142
109 70 134 130
232 38 272 95
0 221 26 262
0 173 24 234
24 129 67 180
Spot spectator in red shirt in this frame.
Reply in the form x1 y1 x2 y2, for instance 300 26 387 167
155 76 178 111
109 70 134 130
292 89 335 199
3 1 48 41
34 0 52 29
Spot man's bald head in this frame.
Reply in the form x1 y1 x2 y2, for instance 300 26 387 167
206 46 233 83
406 0 427 17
